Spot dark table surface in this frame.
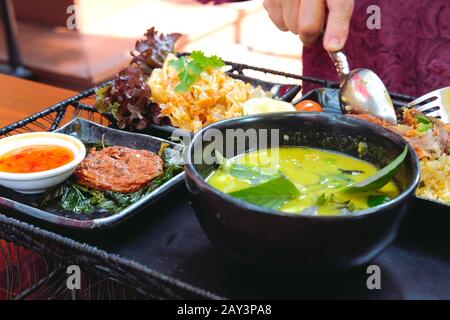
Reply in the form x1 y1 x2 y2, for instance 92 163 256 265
43 184 450 300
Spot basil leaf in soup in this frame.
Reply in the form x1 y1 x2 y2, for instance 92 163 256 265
229 175 300 210
215 151 277 185
230 164 277 185
367 195 391 207
346 146 408 193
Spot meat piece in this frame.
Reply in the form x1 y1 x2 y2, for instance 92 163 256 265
75 146 163 193
406 130 442 159
348 110 450 160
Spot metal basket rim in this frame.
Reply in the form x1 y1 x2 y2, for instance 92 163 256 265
0 212 223 299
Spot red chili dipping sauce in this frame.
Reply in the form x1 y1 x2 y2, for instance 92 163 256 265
0 145 74 173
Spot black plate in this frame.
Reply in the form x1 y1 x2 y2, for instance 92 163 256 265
0 118 185 230
293 87 450 214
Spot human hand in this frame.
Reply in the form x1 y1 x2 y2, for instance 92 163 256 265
263 0 354 52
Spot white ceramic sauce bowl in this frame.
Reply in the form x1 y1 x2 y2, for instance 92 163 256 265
0 132 86 194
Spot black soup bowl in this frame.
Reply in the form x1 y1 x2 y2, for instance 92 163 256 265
184 113 420 268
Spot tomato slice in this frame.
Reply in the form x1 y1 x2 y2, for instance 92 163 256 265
294 100 323 112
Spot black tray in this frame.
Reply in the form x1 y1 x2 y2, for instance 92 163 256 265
0 118 185 230
1 63 449 299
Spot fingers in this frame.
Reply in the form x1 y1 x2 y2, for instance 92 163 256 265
263 0 288 31
263 0 354 52
297 0 326 46
323 0 354 52
281 0 301 34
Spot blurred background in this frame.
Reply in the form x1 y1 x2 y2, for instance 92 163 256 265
0 0 302 90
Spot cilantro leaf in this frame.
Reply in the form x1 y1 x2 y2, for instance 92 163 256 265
170 51 225 92
191 51 225 68
169 56 186 71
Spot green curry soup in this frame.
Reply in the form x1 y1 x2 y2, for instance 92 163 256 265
207 147 399 215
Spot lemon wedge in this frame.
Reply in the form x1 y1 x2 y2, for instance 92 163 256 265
243 97 296 115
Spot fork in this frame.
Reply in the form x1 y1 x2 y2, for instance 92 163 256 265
407 86 450 124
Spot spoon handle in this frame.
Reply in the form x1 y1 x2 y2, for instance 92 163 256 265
329 51 350 78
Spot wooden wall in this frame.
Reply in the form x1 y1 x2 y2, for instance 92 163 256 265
13 0 74 27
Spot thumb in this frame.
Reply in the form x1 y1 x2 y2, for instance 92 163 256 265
323 0 354 52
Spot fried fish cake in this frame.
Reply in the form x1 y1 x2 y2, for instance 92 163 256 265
75 146 163 193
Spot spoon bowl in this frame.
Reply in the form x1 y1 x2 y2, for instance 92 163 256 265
341 68 397 125
330 52 397 125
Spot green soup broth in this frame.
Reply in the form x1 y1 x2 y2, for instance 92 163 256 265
207 147 399 216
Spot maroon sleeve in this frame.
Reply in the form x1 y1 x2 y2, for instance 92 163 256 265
303 0 450 97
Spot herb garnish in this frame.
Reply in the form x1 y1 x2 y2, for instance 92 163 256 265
345 145 408 193
214 151 299 209
84 134 106 150
230 164 275 185
306 173 353 192
367 195 390 207
215 150 278 184
415 115 431 125
169 51 225 92
229 176 300 210
415 115 433 133
416 122 432 133
316 193 355 212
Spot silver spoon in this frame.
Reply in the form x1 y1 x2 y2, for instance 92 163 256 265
330 51 397 125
